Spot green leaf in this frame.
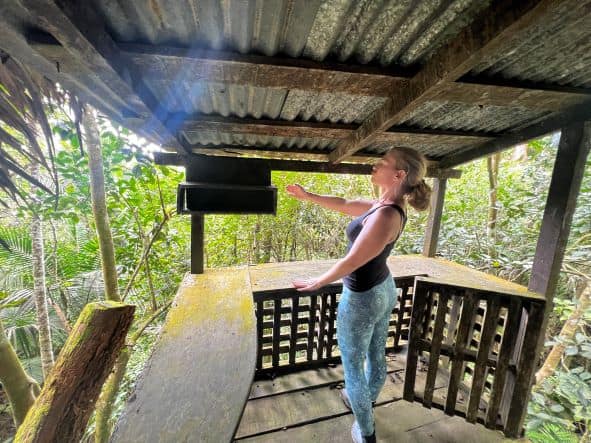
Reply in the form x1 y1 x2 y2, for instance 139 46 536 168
575 332 586 344
565 346 579 356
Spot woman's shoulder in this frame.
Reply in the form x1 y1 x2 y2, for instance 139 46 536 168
368 203 405 221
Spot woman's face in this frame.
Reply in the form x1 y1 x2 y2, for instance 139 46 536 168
371 153 406 187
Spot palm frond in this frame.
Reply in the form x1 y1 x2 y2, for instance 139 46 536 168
0 225 32 288
0 54 59 201
0 305 39 359
527 422 579 443
0 288 31 309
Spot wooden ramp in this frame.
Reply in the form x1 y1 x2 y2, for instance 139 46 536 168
112 269 256 443
234 354 509 443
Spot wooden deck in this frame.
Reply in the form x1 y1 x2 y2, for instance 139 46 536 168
234 349 511 443
109 256 536 442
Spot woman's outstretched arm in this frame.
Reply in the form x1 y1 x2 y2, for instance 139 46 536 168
286 183 373 217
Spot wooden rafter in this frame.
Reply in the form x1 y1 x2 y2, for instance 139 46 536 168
117 43 412 97
328 0 555 164
19 0 185 153
178 115 497 145
154 152 462 179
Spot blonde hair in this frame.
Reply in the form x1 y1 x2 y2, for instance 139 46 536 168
386 147 432 211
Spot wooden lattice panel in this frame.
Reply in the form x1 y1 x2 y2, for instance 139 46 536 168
253 276 417 378
404 277 545 437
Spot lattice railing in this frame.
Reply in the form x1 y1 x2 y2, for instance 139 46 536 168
253 275 418 378
403 277 545 437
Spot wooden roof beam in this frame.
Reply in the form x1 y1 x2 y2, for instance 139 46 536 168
20 1 185 153
118 43 413 97
177 115 499 144
154 152 462 179
328 0 557 164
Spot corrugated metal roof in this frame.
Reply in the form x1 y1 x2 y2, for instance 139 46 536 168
181 129 490 161
147 78 389 123
4 0 589 163
101 0 586 146
96 0 487 66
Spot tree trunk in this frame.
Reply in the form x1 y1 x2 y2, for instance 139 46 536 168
0 320 40 427
81 105 120 303
535 281 591 384
486 153 500 260
144 259 158 312
14 301 135 443
94 347 130 443
30 166 54 377
81 105 125 442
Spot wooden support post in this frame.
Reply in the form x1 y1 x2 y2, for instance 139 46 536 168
14 301 135 443
423 177 447 257
502 122 591 434
529 122 591 298
191 214 204 274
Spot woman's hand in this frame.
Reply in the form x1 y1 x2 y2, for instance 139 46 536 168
292 278 322 292
286 184 308 201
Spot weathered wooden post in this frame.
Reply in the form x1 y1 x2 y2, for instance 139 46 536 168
423 177 447 257
502 122 591 436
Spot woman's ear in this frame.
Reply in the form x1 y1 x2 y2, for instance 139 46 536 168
395 169 407 182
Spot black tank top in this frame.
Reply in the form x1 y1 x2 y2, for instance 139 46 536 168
342 204 406 292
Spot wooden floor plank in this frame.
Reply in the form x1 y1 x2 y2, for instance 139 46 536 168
237 400 506 442
249 354 405 399
236 355 449 440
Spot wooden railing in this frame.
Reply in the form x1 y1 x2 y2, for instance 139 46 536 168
253 275 419 378
403 277 545 437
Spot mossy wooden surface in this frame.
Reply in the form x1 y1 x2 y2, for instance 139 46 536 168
249 255 543 300
14 301 134 443
112 268 256 443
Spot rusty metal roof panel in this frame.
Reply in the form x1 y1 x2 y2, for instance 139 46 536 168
95 0 488 67
400 102 552 134
470 0 591 88
146 77 388 123
279 91 387 124
182 131 337 152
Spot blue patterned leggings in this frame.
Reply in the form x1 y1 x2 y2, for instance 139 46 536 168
336 276 397 437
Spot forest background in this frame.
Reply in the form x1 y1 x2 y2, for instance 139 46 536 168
0 106 590 442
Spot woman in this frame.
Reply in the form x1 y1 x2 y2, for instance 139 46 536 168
287 147 432 443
